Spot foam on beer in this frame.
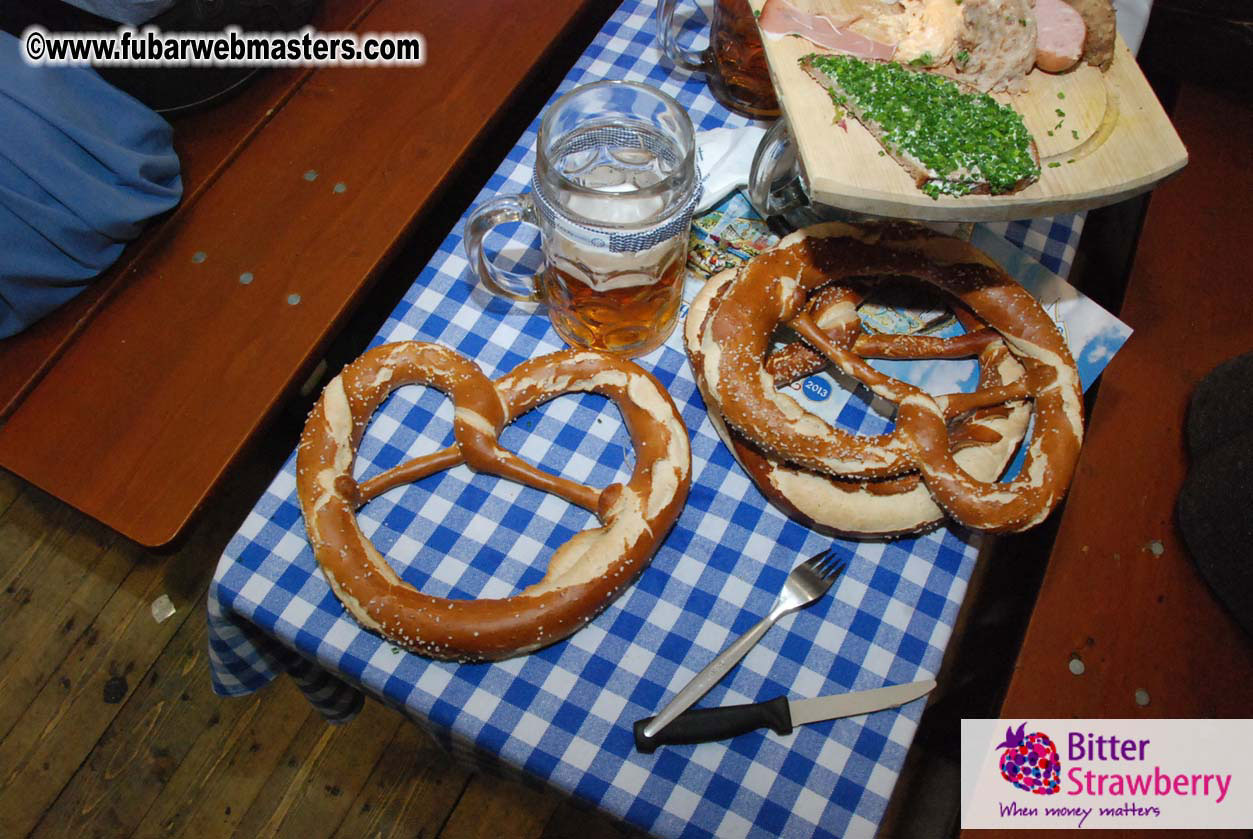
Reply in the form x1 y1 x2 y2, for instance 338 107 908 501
550 183 683 292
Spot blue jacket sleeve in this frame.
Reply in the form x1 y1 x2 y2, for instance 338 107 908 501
0 30 182 338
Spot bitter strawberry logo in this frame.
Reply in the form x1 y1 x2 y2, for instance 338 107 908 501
996 722 1061 795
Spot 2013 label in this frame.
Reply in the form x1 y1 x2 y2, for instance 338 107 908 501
803 376 831 401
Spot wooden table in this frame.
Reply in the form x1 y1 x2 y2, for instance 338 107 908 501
0 0 608 547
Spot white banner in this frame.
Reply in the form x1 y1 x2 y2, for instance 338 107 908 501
962 719 1253 829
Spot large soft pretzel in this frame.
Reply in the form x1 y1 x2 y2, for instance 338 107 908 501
686 267 1032 537
695 221 1083 534
296 342 691 661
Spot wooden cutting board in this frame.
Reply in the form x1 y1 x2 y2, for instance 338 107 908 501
753 0 1188 221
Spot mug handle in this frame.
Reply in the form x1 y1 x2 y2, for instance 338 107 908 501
463 193 544 303
748 120 881 227
747 118 809 219
657 0 710 73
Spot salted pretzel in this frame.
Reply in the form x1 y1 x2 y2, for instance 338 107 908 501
695 221 1083 534
686 267 1032 537
296 342 691 661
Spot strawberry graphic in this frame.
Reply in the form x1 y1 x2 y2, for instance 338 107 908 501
995 722 1061 795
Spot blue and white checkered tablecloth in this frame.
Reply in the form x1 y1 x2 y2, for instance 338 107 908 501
206 2 1085 837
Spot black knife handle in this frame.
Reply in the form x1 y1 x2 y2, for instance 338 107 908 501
634 696 793 753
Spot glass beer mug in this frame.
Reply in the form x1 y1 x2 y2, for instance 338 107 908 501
657 0 780 118
464 81 698 358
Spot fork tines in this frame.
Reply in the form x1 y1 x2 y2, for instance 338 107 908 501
806 548 848 580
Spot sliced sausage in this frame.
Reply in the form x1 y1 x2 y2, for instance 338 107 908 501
1035 0 1087 73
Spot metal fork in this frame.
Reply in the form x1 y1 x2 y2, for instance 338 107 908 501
642 548 849 740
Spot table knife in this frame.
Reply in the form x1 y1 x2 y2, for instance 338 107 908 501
634 679 936 753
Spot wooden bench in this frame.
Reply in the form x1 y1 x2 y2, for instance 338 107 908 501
992 79 1253 724
882 74 1252 839
935 78 1253 839
0 0 608 547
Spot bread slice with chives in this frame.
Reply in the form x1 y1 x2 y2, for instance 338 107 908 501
801 54 1040 199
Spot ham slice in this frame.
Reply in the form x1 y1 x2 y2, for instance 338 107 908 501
758 0 895 61
1035 0 1087 73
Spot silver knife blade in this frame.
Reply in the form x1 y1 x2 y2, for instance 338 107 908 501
788 678 936 726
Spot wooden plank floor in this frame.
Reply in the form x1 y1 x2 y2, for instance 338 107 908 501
0 445 641 839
